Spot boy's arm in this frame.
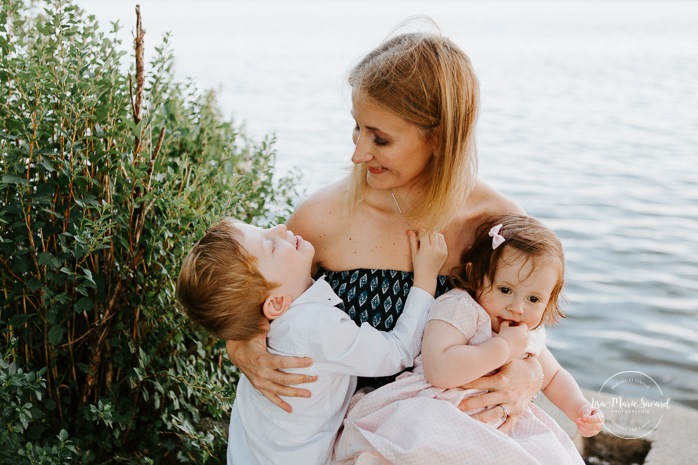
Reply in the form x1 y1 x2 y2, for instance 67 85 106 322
308 286 435 377
307 229 446 377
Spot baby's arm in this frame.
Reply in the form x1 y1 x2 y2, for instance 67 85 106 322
422 318 529 389
538 347 604 437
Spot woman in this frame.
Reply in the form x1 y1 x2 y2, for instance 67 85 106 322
226 25 542 432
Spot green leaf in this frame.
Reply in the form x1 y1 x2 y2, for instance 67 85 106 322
27 278 42 292
38 158 55 172
82 268 96 286
1 174 30 187
38 252 61 270
76 363 94 376
75 297 94 312
48 325 66 346
9 313 33 328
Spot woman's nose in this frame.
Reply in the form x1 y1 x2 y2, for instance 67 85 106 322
351 133 373 165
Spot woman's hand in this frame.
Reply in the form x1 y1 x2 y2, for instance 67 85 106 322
225 334 317 413
456 357 543 432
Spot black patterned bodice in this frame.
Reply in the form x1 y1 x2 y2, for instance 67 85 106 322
316 267 452 389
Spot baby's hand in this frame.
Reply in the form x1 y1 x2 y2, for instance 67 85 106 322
575 404 604 437
497 321 529 360
410 229 448 296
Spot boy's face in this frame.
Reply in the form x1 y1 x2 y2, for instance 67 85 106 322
237 222 315 300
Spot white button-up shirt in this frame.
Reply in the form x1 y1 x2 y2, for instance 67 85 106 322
227 277 434 465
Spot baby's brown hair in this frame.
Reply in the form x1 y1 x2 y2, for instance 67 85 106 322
450 214 566 326
176 218 277 340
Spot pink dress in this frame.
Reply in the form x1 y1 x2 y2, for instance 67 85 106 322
332 289 584 465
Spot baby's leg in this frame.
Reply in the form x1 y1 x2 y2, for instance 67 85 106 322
354 451 391 465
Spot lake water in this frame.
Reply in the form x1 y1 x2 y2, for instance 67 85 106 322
77 0 698 410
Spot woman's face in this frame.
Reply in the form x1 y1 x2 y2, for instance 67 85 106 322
351 94 435 192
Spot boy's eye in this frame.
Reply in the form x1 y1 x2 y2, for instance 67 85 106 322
498 287 511 295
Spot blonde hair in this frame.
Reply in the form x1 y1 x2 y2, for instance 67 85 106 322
348 23 479 232
450 214 566 326
176 218 277 341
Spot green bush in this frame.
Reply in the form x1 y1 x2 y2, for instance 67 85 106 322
0 0 300 462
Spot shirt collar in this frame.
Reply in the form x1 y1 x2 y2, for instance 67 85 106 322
290 275 343 309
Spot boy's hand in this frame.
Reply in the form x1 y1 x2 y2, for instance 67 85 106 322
575 404 604 437
497 321 529 360
409 229 448 296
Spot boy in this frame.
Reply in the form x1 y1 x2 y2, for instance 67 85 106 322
176 218 447 465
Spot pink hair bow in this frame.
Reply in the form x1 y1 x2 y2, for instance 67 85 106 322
489 224 505 249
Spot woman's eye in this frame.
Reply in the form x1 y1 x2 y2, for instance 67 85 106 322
374 137 389 146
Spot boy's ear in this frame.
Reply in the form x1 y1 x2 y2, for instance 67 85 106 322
263 294 292 320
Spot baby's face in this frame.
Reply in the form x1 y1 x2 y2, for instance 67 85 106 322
477 248 559 333
237 222 315 300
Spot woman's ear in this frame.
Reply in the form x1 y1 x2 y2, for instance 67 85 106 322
263 294 292 320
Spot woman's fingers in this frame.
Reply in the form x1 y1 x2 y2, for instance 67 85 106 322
248 354 317 413
460 402 517 433
256 354 316 388
457 389 504 411
273 354 314 371
263 392 293 413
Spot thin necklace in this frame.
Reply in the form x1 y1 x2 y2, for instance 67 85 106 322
391 191 414 230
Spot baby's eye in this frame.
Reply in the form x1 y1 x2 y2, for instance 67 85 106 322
498 287 511 295
528 296 540 303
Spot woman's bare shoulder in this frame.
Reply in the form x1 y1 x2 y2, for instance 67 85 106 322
467 179 525 220
286 177 350 239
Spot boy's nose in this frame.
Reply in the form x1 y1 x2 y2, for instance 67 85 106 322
271 224 287 236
